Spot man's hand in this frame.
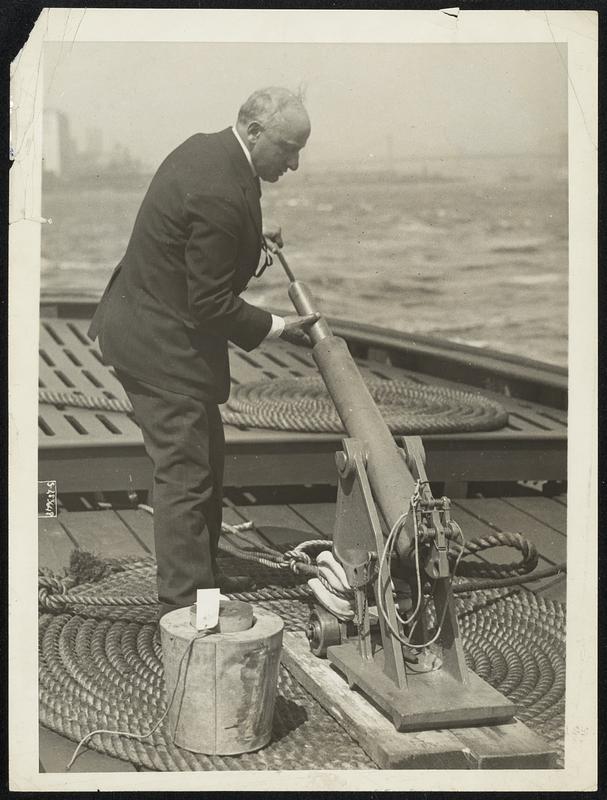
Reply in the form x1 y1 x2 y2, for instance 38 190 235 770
279 313 320 345
263 225 284 251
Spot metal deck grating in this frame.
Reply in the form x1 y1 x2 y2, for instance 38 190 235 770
38 316 567 492
39 317 567 445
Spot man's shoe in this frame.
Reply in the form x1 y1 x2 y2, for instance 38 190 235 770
215 570 257 594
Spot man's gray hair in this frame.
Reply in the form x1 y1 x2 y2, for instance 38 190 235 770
237 86 307 129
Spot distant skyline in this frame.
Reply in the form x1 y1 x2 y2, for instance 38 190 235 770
44 42 568 172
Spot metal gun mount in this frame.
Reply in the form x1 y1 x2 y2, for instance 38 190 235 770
288 278 515 732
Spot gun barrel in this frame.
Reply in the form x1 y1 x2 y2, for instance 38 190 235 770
288 280 417 550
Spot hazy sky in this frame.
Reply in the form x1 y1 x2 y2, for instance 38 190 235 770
44 41 568 170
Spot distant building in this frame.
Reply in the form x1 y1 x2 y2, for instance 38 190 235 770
43 109 77 178
42 110 148 186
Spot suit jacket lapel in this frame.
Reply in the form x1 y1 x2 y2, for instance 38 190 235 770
242 181 262 237
217 128 262 237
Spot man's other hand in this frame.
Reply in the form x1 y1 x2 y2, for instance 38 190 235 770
263 225 284 251
279 313 320 345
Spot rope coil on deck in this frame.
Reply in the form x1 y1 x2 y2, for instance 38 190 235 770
39 375 509 435
223 376 509 434
38 552 565 770
37 512 563 770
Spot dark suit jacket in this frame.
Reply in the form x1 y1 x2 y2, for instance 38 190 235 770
88 128 272 402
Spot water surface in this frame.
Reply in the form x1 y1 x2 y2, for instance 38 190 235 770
41 158 568 366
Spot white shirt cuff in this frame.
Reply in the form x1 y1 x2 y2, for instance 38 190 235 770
265 314 286 340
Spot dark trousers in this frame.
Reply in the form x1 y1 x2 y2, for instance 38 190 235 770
117 371 225 612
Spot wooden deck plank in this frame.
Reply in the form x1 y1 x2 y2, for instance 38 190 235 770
39 726 137 773
453 503 554 571
221 506 285 552
281 632 556 769
281 632 470 769
288 502 335 538
449 504 529 568
228 504 318 550
39 517 75 572
503 496 567 535
457 498 566 567
452 723 557 769
234 503 317 531
222 505 250 526
529 573 567 603
452 504 550 568
58 510 149 558
115 509 155 555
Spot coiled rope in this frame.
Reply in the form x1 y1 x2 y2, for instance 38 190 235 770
38 561 566 769
39 374 509 435
37 510 565 769
37 504 561 619
222 376 509 434
39 389 133 415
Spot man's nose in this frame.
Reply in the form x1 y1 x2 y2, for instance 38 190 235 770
286 152 299 171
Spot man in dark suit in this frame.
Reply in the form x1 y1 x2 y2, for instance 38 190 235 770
88 87 316 617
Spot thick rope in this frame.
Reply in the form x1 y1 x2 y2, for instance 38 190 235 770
37 508 555 618
37 503 566 769
457 531 539 577
222 376 509 434
39 388 133 414
40 613 376 771
38 575 566 769
39 375 508 435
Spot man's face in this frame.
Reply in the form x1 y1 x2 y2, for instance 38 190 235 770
248 107 311 183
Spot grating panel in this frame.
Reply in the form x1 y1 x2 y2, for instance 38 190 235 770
39 316 568 465
40 320 131 401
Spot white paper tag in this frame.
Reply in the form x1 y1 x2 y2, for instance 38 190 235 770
193 588 220 631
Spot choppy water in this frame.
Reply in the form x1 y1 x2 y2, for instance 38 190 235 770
41 158 568 366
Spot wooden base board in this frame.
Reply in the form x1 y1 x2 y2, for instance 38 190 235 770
327 640 515 732
281 632 559 770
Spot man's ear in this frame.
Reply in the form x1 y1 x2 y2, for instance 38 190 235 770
246 121 263 144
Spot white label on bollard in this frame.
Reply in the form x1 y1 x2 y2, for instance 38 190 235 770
191 588 220 631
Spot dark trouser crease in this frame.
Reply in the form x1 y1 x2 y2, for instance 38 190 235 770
117 370 224 615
